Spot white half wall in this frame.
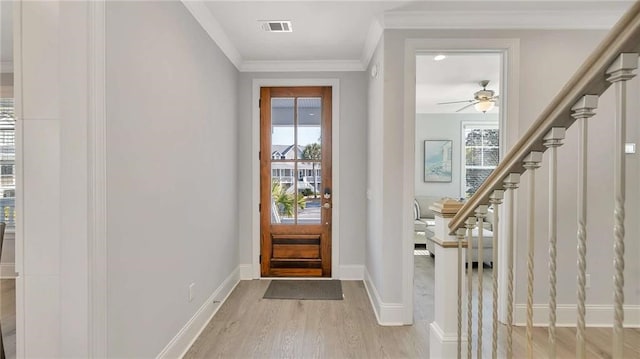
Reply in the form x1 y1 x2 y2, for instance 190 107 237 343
106 2 239 357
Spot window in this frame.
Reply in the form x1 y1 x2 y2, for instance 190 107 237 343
0 98 15 228
462 122 499 198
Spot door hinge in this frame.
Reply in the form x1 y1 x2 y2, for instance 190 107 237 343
259 255 262 263
259 151 261 160
259 99 261 108
259 203 261 212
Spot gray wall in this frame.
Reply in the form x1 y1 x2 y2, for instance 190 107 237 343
106 2 239 357
378 28 640 314
415 113 498 199
236 71 368 269
366 37 386 303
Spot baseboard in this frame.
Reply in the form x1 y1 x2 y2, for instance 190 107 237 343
338 265 364 280
363 268 405 326
156 267 241 359
514 304 640 328
0 263 15 279
239 264 253 280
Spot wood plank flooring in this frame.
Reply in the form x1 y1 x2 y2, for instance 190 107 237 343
184 280 430 358
186 253 639 358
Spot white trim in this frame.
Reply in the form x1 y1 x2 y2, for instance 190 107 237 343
338 265 364 280
360 20 383 68
13 0 25 357
430 321 469 359
240 60 364 73
180 0 242 70
514 304 640 328
250 78 340 279
403 38 520 328
384 8 626 30
88 1 108 357
459 120 500 197
156 267 241 359
0 263 16 279
0 61 13 73
363 268 405 326
239 264 253 280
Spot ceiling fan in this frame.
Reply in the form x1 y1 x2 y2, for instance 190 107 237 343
437 80 499 113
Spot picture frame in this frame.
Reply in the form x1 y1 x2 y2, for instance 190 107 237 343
424 140 453 182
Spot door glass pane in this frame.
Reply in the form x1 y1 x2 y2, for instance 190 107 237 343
297 97 321 225
296 161 321 224
271 163 296 224
271 98 294 160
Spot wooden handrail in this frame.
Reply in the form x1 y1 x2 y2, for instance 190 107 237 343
449 1 640 234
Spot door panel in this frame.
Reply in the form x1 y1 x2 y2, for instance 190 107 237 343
260 87 332 277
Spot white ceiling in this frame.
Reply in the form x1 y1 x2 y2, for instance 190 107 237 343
416 53 501 114
194 0 633 71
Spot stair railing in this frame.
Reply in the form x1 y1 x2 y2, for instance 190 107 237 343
448 2 640 358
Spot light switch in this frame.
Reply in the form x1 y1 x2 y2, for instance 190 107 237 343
625 143 636 154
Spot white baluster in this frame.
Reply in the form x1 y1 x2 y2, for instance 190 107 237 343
606 52 638 359
475 205 488 358
502 173 520 359
523 151 543 359
571 95 598 359
466 216 477 359
489 190 504 359
457 227 467 359
543 127 566 359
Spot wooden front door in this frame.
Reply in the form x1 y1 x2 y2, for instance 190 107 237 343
260 86 332 277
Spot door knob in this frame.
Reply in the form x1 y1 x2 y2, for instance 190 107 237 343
323 203 331 209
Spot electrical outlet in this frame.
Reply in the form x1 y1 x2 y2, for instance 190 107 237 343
585 274 591 289
189 283 195 302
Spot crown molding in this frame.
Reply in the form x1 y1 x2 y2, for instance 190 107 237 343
384 9 625 30
240 60 365 72
180 0 242 70
360 19 383 68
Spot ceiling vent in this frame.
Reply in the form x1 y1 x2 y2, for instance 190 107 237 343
260 21 293 33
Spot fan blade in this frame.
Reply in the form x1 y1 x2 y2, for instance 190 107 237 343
437 99 474 105
455 101 479 112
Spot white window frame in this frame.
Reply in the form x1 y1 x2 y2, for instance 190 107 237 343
460 120 499 198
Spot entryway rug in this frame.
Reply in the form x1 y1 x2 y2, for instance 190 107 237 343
263 280 343 300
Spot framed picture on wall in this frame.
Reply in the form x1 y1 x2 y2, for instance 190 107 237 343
424 140 453 182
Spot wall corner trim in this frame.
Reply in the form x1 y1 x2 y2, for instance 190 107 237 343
156 267 241 359
363 268 406 326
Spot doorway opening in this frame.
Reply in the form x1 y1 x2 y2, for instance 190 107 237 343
411 50 506 323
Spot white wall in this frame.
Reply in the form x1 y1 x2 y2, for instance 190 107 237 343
380 28 639 321
415 113 498 198
366 37 386 306
236 71 368 270
106 2 239 357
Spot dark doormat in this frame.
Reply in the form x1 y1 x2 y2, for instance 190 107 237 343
263 280 343 300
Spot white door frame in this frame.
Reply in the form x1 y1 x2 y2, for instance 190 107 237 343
403 38 519 323
250 78 340 279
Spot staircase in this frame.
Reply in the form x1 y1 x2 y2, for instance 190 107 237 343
441 2 640 358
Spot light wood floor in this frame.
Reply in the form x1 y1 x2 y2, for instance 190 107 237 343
186 253 639 358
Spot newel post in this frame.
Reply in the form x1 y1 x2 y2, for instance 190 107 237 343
429 199 467 359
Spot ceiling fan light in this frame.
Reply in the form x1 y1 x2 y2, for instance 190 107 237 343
474 101 495 113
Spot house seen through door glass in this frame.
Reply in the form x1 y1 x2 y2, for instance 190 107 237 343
270 97 322 224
